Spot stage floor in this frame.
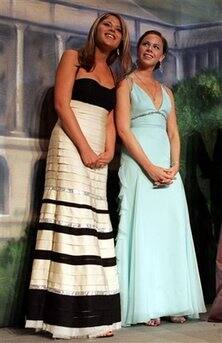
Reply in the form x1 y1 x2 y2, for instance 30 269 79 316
0 319 221 343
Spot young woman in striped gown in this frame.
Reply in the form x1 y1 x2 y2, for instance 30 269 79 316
25 12 131 339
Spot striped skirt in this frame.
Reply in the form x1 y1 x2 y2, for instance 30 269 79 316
25 100 121 339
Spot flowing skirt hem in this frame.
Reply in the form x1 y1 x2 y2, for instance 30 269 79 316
122 309 206 327
25 320 121 339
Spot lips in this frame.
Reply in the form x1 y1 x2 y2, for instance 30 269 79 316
105 33 116 40
144 53 153 59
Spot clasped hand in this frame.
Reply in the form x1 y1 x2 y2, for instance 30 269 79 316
80 147 113 169
148 164 179 186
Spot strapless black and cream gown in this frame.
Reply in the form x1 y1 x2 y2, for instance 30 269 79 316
26 78 121 339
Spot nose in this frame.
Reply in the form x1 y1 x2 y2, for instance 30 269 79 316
109 25 115 32
147 44 153 52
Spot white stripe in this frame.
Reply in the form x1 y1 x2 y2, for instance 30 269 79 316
39 216 112 231
25 321 121 339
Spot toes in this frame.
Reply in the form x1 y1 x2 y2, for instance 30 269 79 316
97 331 114 338
170 316 186 324
146 318 161 327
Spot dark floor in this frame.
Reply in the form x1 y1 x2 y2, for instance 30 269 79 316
1 317 222 343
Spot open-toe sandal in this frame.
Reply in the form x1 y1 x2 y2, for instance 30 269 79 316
146 318 161 327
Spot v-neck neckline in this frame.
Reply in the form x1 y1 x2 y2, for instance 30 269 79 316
133 81 164 112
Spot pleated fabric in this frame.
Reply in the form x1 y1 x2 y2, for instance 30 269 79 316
116 82 206 326
26 99 121 339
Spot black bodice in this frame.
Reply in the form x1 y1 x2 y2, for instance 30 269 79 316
72 78 116 112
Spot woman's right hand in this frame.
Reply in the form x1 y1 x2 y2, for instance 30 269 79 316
80 147 98 168
146 164 173 185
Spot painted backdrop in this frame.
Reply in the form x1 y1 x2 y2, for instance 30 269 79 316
0 0 221 326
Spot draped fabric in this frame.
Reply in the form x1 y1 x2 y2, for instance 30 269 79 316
116 81 206 326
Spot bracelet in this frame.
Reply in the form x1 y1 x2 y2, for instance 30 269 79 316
171 161 180 167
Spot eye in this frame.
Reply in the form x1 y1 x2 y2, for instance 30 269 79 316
116 27 122 33
154 45 160 50
103 21 111 27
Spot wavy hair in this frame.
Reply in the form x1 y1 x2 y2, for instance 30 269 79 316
78 12 132 78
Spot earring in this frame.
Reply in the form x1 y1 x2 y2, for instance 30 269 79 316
159 63 163 73
116 48 120 56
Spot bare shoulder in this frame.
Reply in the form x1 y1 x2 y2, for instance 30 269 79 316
60 49 79 66
62 49 78 58
162 84 176 116
118 78 128 88
118 74 134 91
116 78 127 92
162 84 174 98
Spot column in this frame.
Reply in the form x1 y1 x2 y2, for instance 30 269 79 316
10 23 26 136
175 51 184 81
189 53 196 78
202 50 209 70
55 33 66 63
213 47 219 70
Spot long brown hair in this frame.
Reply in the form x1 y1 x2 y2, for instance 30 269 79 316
78 12 132 76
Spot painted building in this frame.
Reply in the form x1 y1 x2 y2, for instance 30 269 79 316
0 0 222 241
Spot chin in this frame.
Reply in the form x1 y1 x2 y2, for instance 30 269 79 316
104 41 118 50
141 61 155 69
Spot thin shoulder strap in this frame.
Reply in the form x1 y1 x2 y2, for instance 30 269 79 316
162 84 172 98
162 84 173 109
74 64 81 78
74 50 81 75
126 75 133 92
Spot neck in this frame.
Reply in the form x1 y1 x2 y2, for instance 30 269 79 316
137 66 155 80
94 46 110 65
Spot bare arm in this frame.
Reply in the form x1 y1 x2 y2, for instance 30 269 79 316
166 87 180 177
105 110 116 157
54 49 98 168
96 110 116 167
116 79 172 184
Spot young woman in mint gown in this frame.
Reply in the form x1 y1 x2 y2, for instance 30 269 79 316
115 30 206 327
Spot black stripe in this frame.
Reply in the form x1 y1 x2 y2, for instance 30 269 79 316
38 222 113 239
42 199 109 214
72 78 115 112
34 250 116 267
26 289 120 328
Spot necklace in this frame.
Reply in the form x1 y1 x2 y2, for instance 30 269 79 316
134 72 158 102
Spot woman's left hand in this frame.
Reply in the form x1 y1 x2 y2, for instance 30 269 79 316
95 151 114 168
166 164 179 179
153 164 179 187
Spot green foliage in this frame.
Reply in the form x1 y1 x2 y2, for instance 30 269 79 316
174 71 222 132
0 238 28 326
173 70 222 177
137 0 222 25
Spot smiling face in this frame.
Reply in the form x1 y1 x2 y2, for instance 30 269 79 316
137 33 165 70
95 14 123 52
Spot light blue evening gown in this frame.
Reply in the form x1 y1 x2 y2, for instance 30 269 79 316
116 80 206 326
